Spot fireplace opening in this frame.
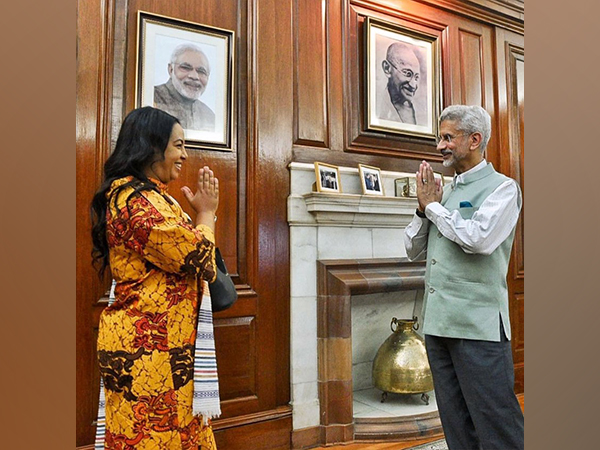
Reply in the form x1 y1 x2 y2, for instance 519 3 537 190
351 290 438 419
316 258 443 443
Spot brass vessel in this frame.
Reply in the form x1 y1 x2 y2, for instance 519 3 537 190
372 317 433 403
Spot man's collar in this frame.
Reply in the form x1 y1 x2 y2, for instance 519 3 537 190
452 160 487 188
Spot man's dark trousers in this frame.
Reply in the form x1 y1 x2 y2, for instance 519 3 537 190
425 323 524 450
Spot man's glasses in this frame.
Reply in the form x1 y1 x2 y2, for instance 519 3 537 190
175 63 209 77
436 133 468 145
386 59 420 82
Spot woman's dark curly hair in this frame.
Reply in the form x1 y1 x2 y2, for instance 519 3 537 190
90 106 180 277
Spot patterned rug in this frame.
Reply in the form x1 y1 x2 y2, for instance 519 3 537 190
406 439 448 450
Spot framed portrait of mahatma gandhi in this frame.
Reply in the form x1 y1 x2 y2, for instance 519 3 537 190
365 17 441 140
136 11 235 151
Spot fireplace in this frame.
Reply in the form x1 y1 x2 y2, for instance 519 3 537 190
288 163 444 447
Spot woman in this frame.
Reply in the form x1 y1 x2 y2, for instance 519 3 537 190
91 106 220 449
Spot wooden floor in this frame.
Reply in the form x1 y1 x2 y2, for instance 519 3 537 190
313 394 524 450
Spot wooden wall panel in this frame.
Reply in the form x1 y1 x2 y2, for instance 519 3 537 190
458 30 483 106
495 27 524 394
76 0 109 444
447 19 496 165
294 0 329 147
511 293 524 394
215 317 257 401
254 0 293 414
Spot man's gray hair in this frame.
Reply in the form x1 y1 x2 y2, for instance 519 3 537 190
439 105 491 152
170 43 208 68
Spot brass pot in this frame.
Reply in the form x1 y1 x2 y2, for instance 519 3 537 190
372 317 433 398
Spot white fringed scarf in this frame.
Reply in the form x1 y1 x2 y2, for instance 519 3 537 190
193 279 222 423
95 279 221 448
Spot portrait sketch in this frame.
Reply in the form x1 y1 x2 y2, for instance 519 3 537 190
314 162 341 193
136 12 234 150
359 164 384 196
366 17 440 140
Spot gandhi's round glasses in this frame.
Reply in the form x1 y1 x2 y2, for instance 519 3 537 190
175 63 209 78
436 133 468 145
386 59 420 82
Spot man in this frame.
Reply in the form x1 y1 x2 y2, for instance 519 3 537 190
377 42 425 125
403 105 524 450
154 43 216 132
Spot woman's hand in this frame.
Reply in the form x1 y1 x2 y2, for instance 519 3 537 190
181 166 219 229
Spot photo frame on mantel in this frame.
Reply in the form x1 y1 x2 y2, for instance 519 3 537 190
366 16 441 141
314 162 342 193
359 164 385 196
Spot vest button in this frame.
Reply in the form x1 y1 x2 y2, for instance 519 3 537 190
429 287 435 293
437 232 442 238
431 259 437 265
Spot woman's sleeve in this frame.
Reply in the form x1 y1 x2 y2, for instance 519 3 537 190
110 189 217 281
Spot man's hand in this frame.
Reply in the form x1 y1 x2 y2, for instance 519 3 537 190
416 160 442 213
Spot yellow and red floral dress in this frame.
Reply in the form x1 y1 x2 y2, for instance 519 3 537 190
97 176 218 449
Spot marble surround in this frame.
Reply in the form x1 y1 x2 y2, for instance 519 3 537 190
288 162 444 444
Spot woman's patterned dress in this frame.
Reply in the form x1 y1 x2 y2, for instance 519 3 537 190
97 177 218 449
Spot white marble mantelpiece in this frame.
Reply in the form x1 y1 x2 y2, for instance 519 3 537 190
287 162 443 432
288 162 420 229
291 192 418 228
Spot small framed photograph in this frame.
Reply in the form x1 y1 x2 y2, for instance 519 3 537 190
395 172 445 197
136 11 235 151
395 177 416 197
358 164 385 196
366 16 441 140
314 162 342 193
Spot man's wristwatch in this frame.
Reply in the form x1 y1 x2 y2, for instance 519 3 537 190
415 208 427 218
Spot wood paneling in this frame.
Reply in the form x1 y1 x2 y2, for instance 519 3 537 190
494 27 524 394
76 0 110 444
77 0 523 447
458 30 484 106
76 0 291 447
294 0 329 146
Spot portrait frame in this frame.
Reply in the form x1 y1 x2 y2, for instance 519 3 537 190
314 162 342 193
135 11 235 151
395 171 445 198
366 16 441 140
358 164 385 196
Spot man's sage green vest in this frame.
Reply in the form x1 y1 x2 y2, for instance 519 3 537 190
422 163 519 341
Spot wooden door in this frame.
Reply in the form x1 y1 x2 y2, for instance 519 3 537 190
495 28 525 394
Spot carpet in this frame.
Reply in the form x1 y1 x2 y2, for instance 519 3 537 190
406 438 448 450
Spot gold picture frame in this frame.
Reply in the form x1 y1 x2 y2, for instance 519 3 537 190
395 171 445 197
358 164 385 196
314 162 342 193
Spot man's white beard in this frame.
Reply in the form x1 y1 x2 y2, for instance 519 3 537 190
173 77 201 100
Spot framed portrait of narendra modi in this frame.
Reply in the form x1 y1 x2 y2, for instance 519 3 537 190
136 11 235 151
366 17 441 141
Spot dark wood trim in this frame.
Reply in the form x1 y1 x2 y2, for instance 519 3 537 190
292 426 321 449
354 411 443 441
408 0 524 32
212 405 292 431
